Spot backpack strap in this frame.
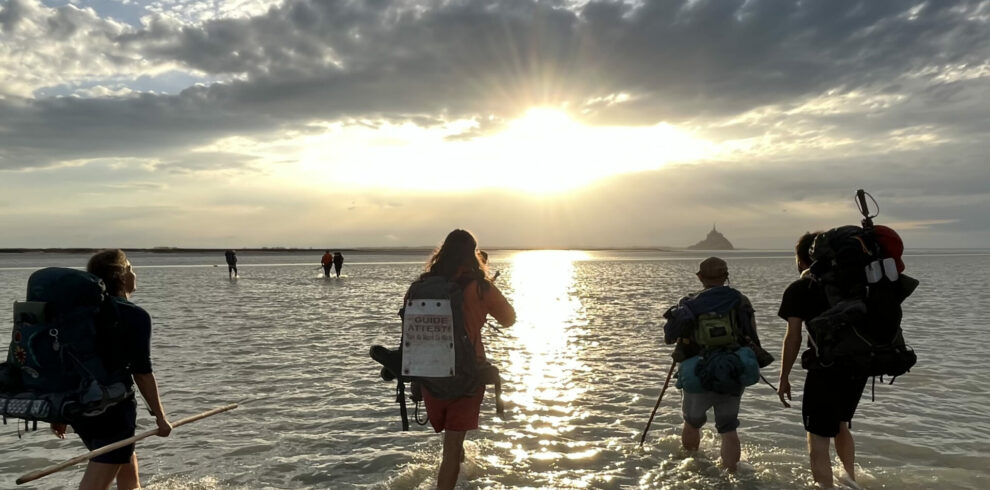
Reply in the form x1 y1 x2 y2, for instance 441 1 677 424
395 380 409 431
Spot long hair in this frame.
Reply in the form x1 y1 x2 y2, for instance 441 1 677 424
421 229 490 297
87 249 129 297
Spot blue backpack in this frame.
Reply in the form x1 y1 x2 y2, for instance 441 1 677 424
0 268 132 428
662 286 753 348
662 287 761 395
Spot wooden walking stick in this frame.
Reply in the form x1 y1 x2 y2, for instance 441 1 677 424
639 360 677 447
16 403 238 485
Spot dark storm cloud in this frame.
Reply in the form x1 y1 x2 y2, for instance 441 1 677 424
3 0 990 170
0 0 29 33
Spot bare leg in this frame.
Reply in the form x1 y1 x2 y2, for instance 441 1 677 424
834 422 856 481
719 430 740 473
437 430 466 490
114 453 141 490
78 461 122 490
681 422 700 451
808 432 834 488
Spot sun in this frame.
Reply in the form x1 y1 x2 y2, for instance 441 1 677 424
512 107 578 138
283 106 713 195
492 108 592 193
484 107 711 194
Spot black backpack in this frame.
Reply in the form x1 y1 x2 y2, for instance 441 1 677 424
806 225 918 379
1 268 132 430
370 276 502 430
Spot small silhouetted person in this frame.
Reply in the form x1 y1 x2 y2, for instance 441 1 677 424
332 251 344 277
321 250 333 278
224 250 238 278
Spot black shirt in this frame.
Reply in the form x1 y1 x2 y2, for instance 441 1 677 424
777 276 830 323
111 298 154 377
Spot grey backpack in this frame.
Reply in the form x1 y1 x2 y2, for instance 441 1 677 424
400 276 480 399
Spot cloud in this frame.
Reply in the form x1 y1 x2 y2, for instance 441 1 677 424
1 0 989 247
1 0 988 170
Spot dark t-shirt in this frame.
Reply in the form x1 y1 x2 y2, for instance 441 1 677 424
777 276 830 323
108 298 154 378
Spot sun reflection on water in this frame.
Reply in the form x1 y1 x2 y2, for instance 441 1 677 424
499 250 599 476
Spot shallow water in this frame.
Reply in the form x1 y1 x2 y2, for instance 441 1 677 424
1 250 988 489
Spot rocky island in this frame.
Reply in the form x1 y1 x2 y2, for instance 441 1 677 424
687 225 734 250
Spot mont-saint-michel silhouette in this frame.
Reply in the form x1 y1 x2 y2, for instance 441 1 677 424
686 225 734 250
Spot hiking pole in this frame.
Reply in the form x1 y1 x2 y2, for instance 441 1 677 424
639 360 677 448
16 403 238 485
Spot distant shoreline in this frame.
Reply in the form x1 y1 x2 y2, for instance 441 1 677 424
0 247 428 255
0 247 679 255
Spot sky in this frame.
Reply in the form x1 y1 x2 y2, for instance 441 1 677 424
1 0 988 249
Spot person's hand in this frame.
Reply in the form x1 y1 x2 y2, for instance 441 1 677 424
50 423 67 439
156 416 173 437
777 377 792 408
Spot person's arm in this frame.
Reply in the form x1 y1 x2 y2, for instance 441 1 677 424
777 317 803 406
486 285 516 327
128 306 171 436
133 372 172 436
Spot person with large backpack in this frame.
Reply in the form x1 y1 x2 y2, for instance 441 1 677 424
662 257 766 473
778 231 868 488
403 229 515 489
52 250 172 489
777 222 917 488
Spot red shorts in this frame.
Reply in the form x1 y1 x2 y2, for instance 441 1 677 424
422 387 485 432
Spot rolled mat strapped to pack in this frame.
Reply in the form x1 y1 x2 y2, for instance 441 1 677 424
676 347 760 395
370 344 505 430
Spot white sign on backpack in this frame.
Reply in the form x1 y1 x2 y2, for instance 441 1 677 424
401 299 456 378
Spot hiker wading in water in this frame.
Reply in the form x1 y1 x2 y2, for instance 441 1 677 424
52 249 172 490
777 232 866 488
411 229 515 489
667 257 762 473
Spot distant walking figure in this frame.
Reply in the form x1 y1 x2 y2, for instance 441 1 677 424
332 252 344 278
321 250 333 278
224 250 238 278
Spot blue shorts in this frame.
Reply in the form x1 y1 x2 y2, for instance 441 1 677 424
71 397 137 464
